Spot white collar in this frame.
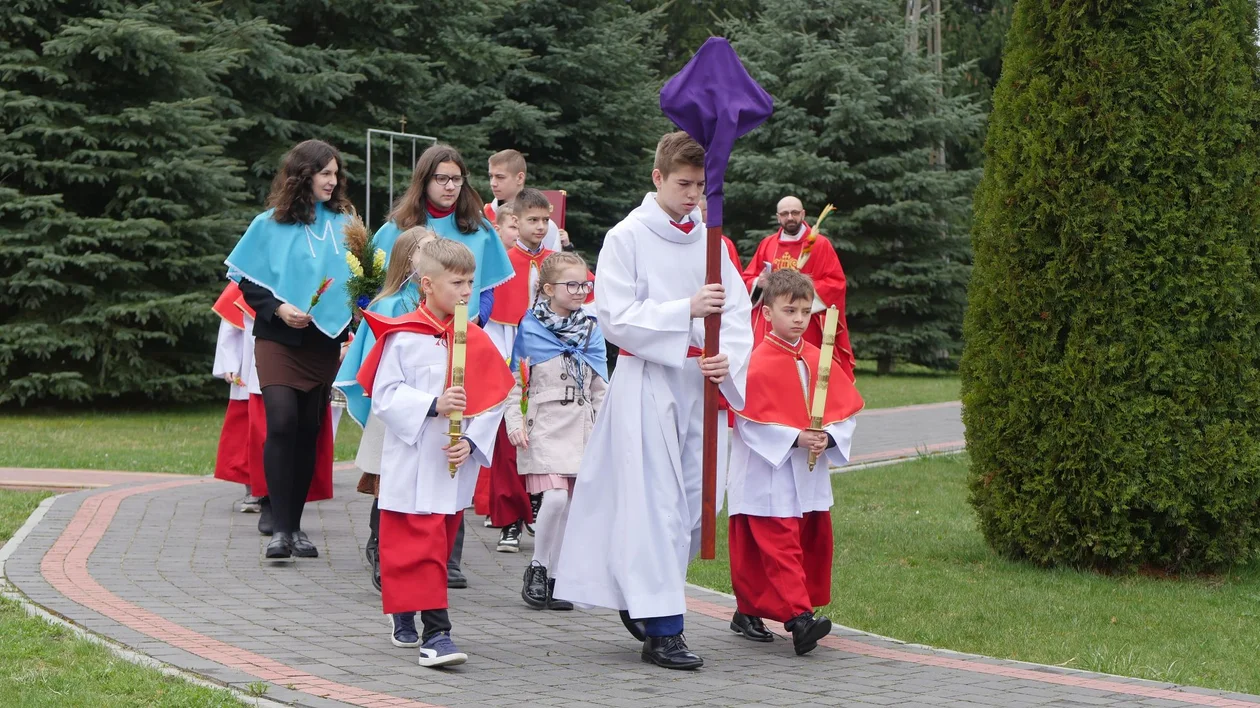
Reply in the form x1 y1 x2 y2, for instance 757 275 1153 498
630 193 705 244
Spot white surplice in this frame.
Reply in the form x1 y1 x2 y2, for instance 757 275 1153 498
213 319 249 401
371 332 504 515
553 193 753 619
728 355 857 517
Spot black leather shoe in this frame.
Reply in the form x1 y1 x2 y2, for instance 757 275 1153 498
730 612 774 642
619 610 646 641
290 531 318 558
641 634 703 670
264 532 292 559
257 497 273 536
371 549 382 592
545 578 573 611
787 612 832 656
522 562 548 609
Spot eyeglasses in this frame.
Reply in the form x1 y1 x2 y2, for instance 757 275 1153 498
551 281 594 295
432 174 465 187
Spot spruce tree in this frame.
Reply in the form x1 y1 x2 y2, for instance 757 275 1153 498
483 0 666 252
962 0 1260 572
941 0 1015 169
725 0 986 371
0 0 252 404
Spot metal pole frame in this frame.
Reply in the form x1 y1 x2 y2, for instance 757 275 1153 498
365 128 439 229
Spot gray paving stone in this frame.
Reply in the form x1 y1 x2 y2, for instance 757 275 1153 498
6 439 1258 708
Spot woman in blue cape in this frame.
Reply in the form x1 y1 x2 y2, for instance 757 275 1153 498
372 143 512 325
224 139 354 562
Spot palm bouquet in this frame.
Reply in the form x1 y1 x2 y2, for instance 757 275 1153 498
342 213 387 320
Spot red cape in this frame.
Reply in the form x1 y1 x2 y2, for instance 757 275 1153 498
490 243 555 326
213 282 248 329
736 334 863 430
742 225 855 380
356 305 514 418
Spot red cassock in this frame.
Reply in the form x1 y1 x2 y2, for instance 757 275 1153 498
742 225 856 381
481 244 553 526
212 282 250 484
728 334 864 625
247 395 335 501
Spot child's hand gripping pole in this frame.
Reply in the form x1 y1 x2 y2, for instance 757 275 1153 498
807 306 840 471
447 301 468 477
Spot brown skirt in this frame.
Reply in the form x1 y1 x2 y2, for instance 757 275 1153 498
254 333 341 392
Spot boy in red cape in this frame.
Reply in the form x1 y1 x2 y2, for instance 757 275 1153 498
356 238 514 668
728 269 863 657
479 188 556 552
211 282 253 498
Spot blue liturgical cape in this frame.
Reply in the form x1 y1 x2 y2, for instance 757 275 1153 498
224 203 354 338
511 311 609 382
332 282 420 427
372 214 513 322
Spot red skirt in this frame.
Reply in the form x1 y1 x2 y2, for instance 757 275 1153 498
213 399 251 485
379 510 463 614
246 394 334 501
485 421 533 527
728 512 833 624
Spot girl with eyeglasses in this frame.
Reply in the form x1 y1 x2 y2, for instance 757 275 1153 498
505 252 608 612
369 144 513 330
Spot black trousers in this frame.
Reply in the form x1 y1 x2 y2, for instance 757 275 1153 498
261 384 327 534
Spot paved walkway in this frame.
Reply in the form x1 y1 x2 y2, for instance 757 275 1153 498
5 402 1259 707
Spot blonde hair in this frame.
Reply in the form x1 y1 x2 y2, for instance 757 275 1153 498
489 149 527 177
370 227 433 308
494 202 516 226
418 237 477 279
536 251 589 301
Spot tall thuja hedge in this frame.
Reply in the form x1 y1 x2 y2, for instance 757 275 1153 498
0 1 250 404
961 0 1260 572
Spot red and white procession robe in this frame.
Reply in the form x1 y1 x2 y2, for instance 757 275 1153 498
727 333 863 624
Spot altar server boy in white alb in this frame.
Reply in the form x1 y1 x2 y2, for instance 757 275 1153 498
356 238 515 668
725 268 862 656
553 131 753 671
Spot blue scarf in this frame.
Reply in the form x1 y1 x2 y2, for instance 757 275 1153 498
225 203 354 338
512 306 609 389
372 215 514 322
332 282 420 427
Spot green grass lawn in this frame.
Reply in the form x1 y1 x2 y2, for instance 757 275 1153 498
0 489 247 707
0 405 363 475
852 359 960 410
689 454 1260 695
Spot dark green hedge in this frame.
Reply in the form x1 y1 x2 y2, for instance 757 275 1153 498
961 0 1260 572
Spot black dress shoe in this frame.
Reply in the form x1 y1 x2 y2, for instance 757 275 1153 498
290 531 318 558
545 578 573 611
787 612 832 656
730 612 775 642
257 497 273 536
521 562 548 609
264 532 292 559
641 634 704 670
619 610 646 641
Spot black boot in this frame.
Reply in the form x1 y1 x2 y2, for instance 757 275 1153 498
730 612 774 642
787 611 832 656
521 561 548 609
367 499 381 592
257 497 273 536
641 634 703 670
545 578 573 611
447 516 467 588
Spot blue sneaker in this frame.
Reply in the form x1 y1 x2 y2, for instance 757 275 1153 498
417 632 467 668
389 613 419 648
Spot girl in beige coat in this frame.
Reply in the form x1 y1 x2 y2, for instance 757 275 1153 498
506 252 608 611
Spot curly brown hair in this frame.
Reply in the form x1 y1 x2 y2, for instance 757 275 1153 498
266 140 351 224
388 144 487 235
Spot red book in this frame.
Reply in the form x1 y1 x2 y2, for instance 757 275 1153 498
540 189 567 230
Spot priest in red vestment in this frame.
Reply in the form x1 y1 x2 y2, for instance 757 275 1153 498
742 196 856 381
